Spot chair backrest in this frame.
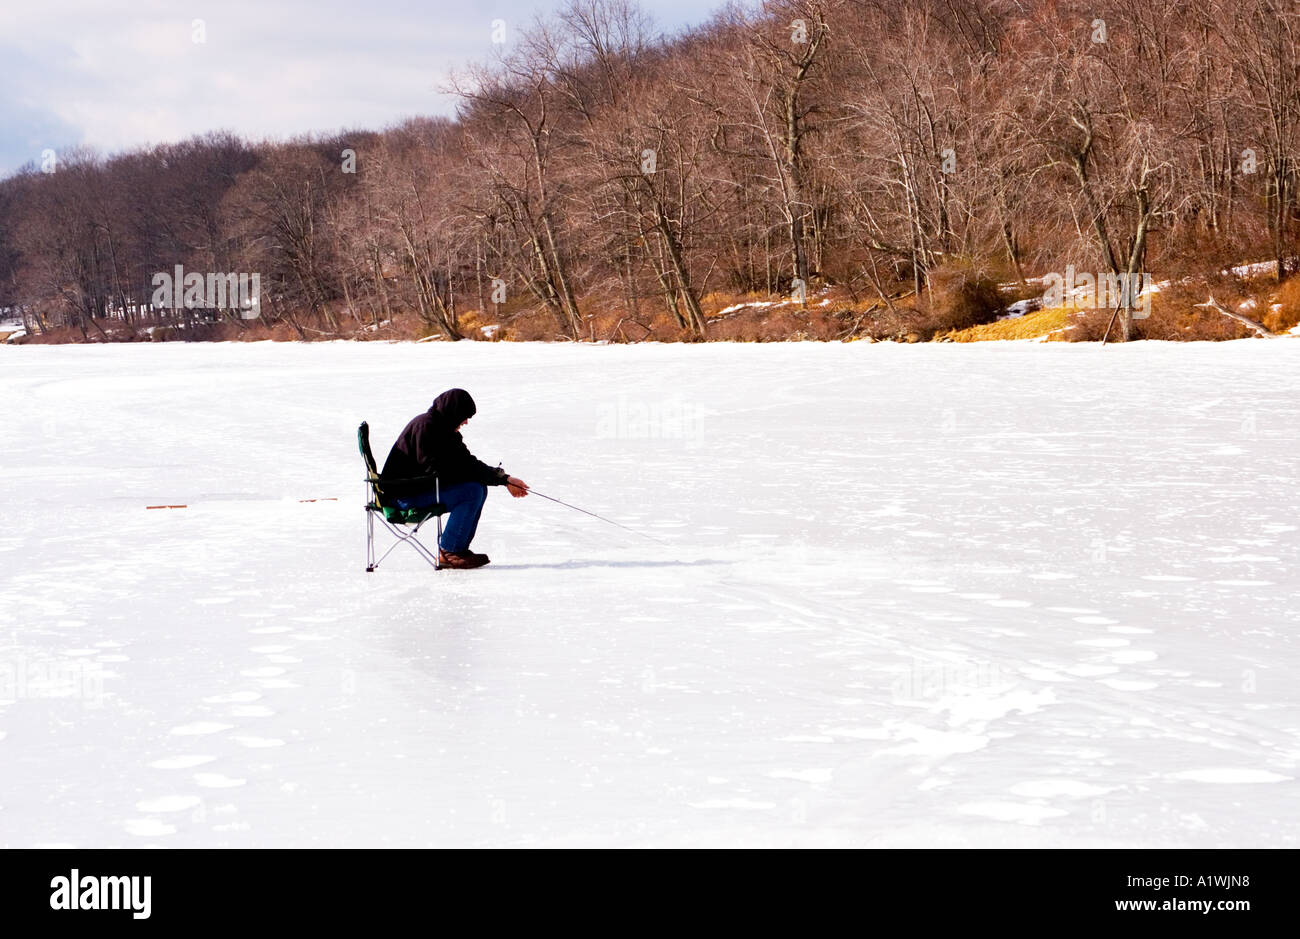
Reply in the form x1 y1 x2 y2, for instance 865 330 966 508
358 421 379 480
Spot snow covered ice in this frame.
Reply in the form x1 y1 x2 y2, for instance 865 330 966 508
1 339 1297 847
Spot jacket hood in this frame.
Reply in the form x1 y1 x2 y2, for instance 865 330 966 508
429 388 477 427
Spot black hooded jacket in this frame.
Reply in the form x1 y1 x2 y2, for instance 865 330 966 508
379 389 508 500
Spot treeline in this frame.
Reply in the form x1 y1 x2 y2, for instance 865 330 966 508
1 0 1297 343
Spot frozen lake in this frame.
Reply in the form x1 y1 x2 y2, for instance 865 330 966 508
1 339 1297 846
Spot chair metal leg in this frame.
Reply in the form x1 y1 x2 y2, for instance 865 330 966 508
371 516 440 569
362 475 443 573
365 484 376 572
435 477 443 570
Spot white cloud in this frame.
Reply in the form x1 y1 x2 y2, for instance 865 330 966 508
0 0 733 174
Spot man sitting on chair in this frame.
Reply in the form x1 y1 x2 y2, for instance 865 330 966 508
380 388 528 569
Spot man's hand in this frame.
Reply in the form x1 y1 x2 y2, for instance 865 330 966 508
506 476 529 498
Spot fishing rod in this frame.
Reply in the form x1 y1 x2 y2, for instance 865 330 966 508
523 486 670 545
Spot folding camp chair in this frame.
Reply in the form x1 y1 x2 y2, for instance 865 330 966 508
358 421 447 571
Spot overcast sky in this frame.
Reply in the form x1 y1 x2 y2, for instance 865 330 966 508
0 0 735 177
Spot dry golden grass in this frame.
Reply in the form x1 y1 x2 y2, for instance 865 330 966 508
1262 277 1300 333
939 306 1069 342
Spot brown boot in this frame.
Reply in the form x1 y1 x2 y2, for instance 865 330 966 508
438 549 490 570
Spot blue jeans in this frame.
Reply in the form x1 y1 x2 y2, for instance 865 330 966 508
393 481 487 553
